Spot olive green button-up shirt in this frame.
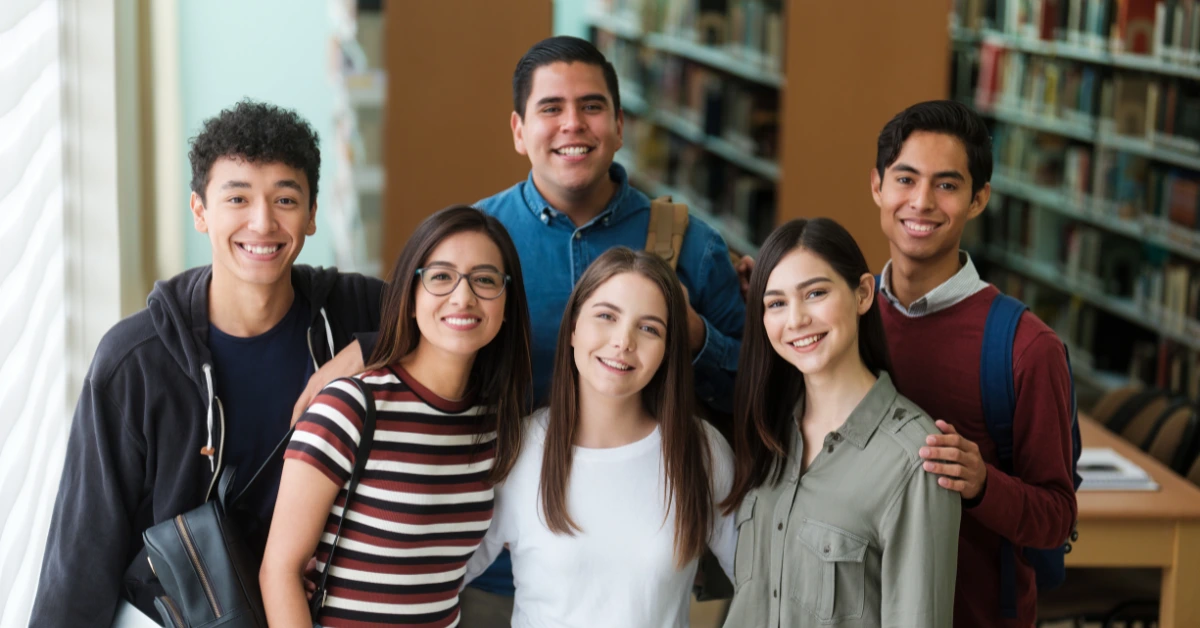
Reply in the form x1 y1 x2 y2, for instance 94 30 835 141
723 372 961 628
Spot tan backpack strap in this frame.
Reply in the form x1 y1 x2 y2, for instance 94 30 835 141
646 196 689 270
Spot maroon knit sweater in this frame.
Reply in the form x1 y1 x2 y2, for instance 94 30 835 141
880 285 1077 628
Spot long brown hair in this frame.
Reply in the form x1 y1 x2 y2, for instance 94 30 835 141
720 218 893 514
539 247 713 568
367 204 533 484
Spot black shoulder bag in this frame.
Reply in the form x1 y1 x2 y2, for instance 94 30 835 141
142 378 377 627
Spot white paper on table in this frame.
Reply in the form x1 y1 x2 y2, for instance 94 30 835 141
1077 447 1160 492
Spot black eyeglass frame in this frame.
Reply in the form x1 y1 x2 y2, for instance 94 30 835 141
414 267 511 300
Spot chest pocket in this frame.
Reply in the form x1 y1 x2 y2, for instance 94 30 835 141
792 518 868 623
733 493 757 587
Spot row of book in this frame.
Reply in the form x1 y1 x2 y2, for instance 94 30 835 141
638 52 779 160
954 0 1200 61
590 0 785 72
621 115 776 246
596 32 781 166
980 246 1200 398
992 125 1200 234
958 43 1200 147
980 187 1197 307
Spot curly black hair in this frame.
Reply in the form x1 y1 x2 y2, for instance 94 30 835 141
188 99 321 208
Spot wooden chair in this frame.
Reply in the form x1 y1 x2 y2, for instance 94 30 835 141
1106 388 1167 436
1089 385 1144 427
1144 401 1199 473
1120 394 1174 450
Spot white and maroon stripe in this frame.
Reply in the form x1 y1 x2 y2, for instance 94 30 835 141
286 367 495 627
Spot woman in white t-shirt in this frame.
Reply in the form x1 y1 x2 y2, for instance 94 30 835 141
464 247 736 627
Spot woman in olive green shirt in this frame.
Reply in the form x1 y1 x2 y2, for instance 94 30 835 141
721 218 960 628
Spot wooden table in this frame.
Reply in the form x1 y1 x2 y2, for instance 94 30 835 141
1069 416 1200 627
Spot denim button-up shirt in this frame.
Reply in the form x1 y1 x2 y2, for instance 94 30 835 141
477 163 744 412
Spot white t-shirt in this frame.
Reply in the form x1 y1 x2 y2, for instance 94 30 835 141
464 408 737 628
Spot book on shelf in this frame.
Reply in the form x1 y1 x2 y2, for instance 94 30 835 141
956 0 1200 59
607 0 784 71
591 0 785 249
1077 447 1159 491
622 116 777 245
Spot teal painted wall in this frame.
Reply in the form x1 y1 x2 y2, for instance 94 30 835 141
178 0 337 270
554 0 587 37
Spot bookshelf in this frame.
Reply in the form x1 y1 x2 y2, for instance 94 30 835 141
586 0 786 251
951 0 1200 399
579 0 951 269
375 1 947 272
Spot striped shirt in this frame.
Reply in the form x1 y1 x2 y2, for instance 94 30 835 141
879 251 990 317
285 365 496 627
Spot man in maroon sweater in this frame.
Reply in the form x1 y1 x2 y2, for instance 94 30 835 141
869 100 1077 627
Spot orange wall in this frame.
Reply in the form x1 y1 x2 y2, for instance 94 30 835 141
382 0 553 271
779 2 950 271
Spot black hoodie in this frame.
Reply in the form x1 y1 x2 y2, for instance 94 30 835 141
30 264 383 627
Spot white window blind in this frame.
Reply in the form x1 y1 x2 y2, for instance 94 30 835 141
0 0 68 624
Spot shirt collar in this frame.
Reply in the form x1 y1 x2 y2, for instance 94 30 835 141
784 371 901 479
836 371 900 449
879 251 988 317
521 162 634 224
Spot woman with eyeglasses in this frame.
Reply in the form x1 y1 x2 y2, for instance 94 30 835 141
260 205 533 627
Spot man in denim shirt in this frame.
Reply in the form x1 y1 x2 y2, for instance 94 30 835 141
295 36 746 626
479 43 743 407
464 34 746 627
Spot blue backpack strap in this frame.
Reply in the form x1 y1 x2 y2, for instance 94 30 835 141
980 293 1027 619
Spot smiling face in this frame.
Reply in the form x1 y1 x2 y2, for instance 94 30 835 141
191 157 316 291
762 247 873 377
512 61 623 211
411 230 508 362
571 271 668 404
872 130 990 267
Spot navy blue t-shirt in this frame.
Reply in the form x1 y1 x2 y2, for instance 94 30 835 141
208 295 315 523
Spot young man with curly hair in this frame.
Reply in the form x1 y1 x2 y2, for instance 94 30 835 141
30 100 384 627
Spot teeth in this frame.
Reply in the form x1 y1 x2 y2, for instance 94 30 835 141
445 317 480 326
905 221 936 233
599 358 632 371
557 146 591 156
242 244 282 255
792 334 825 348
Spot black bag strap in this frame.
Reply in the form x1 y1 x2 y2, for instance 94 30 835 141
226 424 298 508
310 377 377 616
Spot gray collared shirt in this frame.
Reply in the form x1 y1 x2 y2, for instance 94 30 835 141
723 372 961 628
879 251 990 317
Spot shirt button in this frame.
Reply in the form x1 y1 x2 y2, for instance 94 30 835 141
831 432 842 442
823 544 831 554
827 445 834 453
773 589 778 598
574 232 581 239
777 522 783 531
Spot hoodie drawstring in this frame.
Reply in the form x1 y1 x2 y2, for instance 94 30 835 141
321 307 335 360
201 364 215 472
308 308 337 370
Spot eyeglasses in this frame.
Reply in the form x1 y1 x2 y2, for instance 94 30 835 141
415 267 510 300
